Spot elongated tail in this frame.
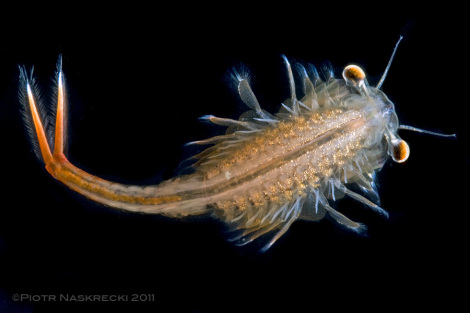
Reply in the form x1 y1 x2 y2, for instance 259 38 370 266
19 58 210 217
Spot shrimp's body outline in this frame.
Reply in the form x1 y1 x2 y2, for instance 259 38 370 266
18 37 455 251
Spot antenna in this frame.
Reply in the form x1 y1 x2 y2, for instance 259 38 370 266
376 36 404 89
399 125 457 138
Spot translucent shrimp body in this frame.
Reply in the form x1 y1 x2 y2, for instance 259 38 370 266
19 38 454 251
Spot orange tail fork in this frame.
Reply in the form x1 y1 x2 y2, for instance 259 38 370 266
21 58 73 177
20 59 113 198
19 58 187 214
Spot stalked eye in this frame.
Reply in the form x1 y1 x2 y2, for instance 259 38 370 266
391 138 410 163
342 65 366 87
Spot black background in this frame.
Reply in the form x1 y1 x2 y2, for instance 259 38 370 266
0 2 468 312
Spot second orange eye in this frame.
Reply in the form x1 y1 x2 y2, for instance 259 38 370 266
343 65 366 86
391 139 410 163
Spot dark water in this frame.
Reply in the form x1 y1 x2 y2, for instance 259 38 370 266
0 3 468 312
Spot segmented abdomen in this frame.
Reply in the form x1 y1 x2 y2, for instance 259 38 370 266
200 108 370 228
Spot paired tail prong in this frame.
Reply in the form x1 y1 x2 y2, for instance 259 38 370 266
19 56 67 169
53 55 66 157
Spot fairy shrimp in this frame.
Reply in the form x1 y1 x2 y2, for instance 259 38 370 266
18 37 455 251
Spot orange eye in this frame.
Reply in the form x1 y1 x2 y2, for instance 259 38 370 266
342 65 366 86
391 139 410 163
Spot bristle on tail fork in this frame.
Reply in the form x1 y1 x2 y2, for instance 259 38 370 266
18 65 53 164
18 55 67 166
